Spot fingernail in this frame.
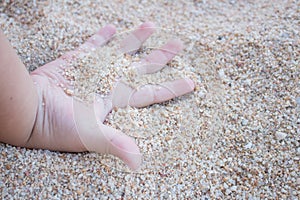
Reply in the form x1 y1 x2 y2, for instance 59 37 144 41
127 152 142 171
185 78 195 90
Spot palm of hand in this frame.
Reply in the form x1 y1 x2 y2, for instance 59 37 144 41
27 22 194 170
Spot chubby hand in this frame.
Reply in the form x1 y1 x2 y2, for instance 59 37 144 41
27 22 195 170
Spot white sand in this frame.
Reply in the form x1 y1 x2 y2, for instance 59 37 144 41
0 0 299 199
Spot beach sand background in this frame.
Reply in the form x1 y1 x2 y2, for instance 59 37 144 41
0 0 299 199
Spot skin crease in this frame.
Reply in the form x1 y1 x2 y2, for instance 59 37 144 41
0 22 195 170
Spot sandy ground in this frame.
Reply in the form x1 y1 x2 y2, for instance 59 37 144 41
0 0 299 199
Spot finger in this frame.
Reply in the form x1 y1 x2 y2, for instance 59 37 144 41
81 24 116 50
129 78 195 108
94 95 113 123
59 24 116 64
35 25 116 86
119 21 156 54
134 39 184 75
111 81 135 108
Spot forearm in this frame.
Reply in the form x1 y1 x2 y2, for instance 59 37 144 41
0 30 38 146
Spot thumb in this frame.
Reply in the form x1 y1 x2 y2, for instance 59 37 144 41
73 100 141 170
100 125 142 171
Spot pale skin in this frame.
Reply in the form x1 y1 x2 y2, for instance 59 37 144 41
0 22 195 170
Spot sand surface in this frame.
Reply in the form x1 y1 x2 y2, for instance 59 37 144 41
0 0 299 199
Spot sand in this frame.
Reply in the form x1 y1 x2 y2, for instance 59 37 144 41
0 0 299 199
